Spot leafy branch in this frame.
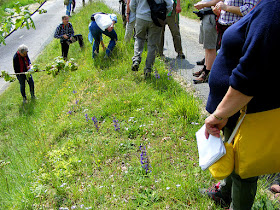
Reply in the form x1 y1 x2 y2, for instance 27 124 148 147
1 57 78 82
0 0 47 46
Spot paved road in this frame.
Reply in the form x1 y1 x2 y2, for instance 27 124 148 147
0 0 91 95
0 0 209 105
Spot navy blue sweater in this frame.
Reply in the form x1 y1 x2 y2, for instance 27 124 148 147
206 0 280 128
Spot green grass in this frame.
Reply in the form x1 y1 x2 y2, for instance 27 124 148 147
0 0 39 20
180 0 201 19
0 1 279 209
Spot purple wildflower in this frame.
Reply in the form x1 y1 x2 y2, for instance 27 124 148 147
92 116 99 131
113 118 120 131
85 114 88 122
139 145 151 174
75 100 79 104
68 111 72 114
167 71 172 80
73 90 77 94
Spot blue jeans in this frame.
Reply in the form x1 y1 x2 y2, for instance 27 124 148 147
66 2 72 16
88 21 118 58
16 74 35 99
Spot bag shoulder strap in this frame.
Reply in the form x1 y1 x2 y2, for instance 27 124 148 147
227 107 247 144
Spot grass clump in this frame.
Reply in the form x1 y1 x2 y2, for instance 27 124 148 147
0 1 278 209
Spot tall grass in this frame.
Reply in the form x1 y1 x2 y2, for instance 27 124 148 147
0 1 278 209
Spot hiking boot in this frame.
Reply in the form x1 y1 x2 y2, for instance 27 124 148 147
193 70 209 84
177 53 185 59
131 61 139 71
200 182 231 207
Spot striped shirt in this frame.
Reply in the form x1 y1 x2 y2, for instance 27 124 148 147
218 0 258 26
54 22 75 41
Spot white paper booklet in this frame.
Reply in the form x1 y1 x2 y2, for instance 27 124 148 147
196 124 226 170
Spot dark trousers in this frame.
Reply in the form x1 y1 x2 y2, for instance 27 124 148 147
61 34 84 60
16 74 35 99
61 40 70 60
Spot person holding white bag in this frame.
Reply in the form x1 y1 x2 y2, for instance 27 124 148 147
88 13 118 59
202 0 280 209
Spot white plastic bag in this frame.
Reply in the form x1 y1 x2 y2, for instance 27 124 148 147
94 14 112 31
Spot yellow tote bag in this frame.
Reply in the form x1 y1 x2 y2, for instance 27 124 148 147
233 107 280 179
209 142 234 180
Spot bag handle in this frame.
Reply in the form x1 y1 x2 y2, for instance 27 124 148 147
227 107 247 144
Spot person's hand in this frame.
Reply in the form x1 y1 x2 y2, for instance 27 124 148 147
63 34 69 39
27 64 32 70
107 24 114 32
204 114 228 139
176 5 182 13
126 13 130 23
215 1 227 11
194 2 205 10
212 6 221 16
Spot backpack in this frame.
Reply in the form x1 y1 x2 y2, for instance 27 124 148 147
147 0 167 27
64 0 69 6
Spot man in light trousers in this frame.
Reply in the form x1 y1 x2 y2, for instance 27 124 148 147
130 0 173 78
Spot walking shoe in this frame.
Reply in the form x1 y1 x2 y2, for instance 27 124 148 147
144 68 151 79
196 58 205 65
193 68 204 77
200 182 231 207
131 61 139 71
177 53 185 59
193 70 209 84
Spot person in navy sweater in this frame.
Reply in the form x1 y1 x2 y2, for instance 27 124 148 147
202 0 280 208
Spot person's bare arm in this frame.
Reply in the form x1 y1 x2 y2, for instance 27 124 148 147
204 87 253 138
215 1 243 16
194 0 221 10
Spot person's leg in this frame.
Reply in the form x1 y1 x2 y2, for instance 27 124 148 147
16 74 27 100
145 21 162 73
61 41 70 60
231 172 258 210
166 8 184 56
194 14 217 83
72 0 76 12
205 48 216 70
89 22 102 57
103 29 118 57
27 75 35 98
66 2 71 16
132 18 148 69
124 20 136 42
158 23 166 56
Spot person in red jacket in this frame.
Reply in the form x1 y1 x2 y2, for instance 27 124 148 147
13 44 35 103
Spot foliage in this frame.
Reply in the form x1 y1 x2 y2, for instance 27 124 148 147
45 57 78 77
0 0 47 46
1 57 78 82
1 70 16 82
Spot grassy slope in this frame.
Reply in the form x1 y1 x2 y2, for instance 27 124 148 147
0 1 278 209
